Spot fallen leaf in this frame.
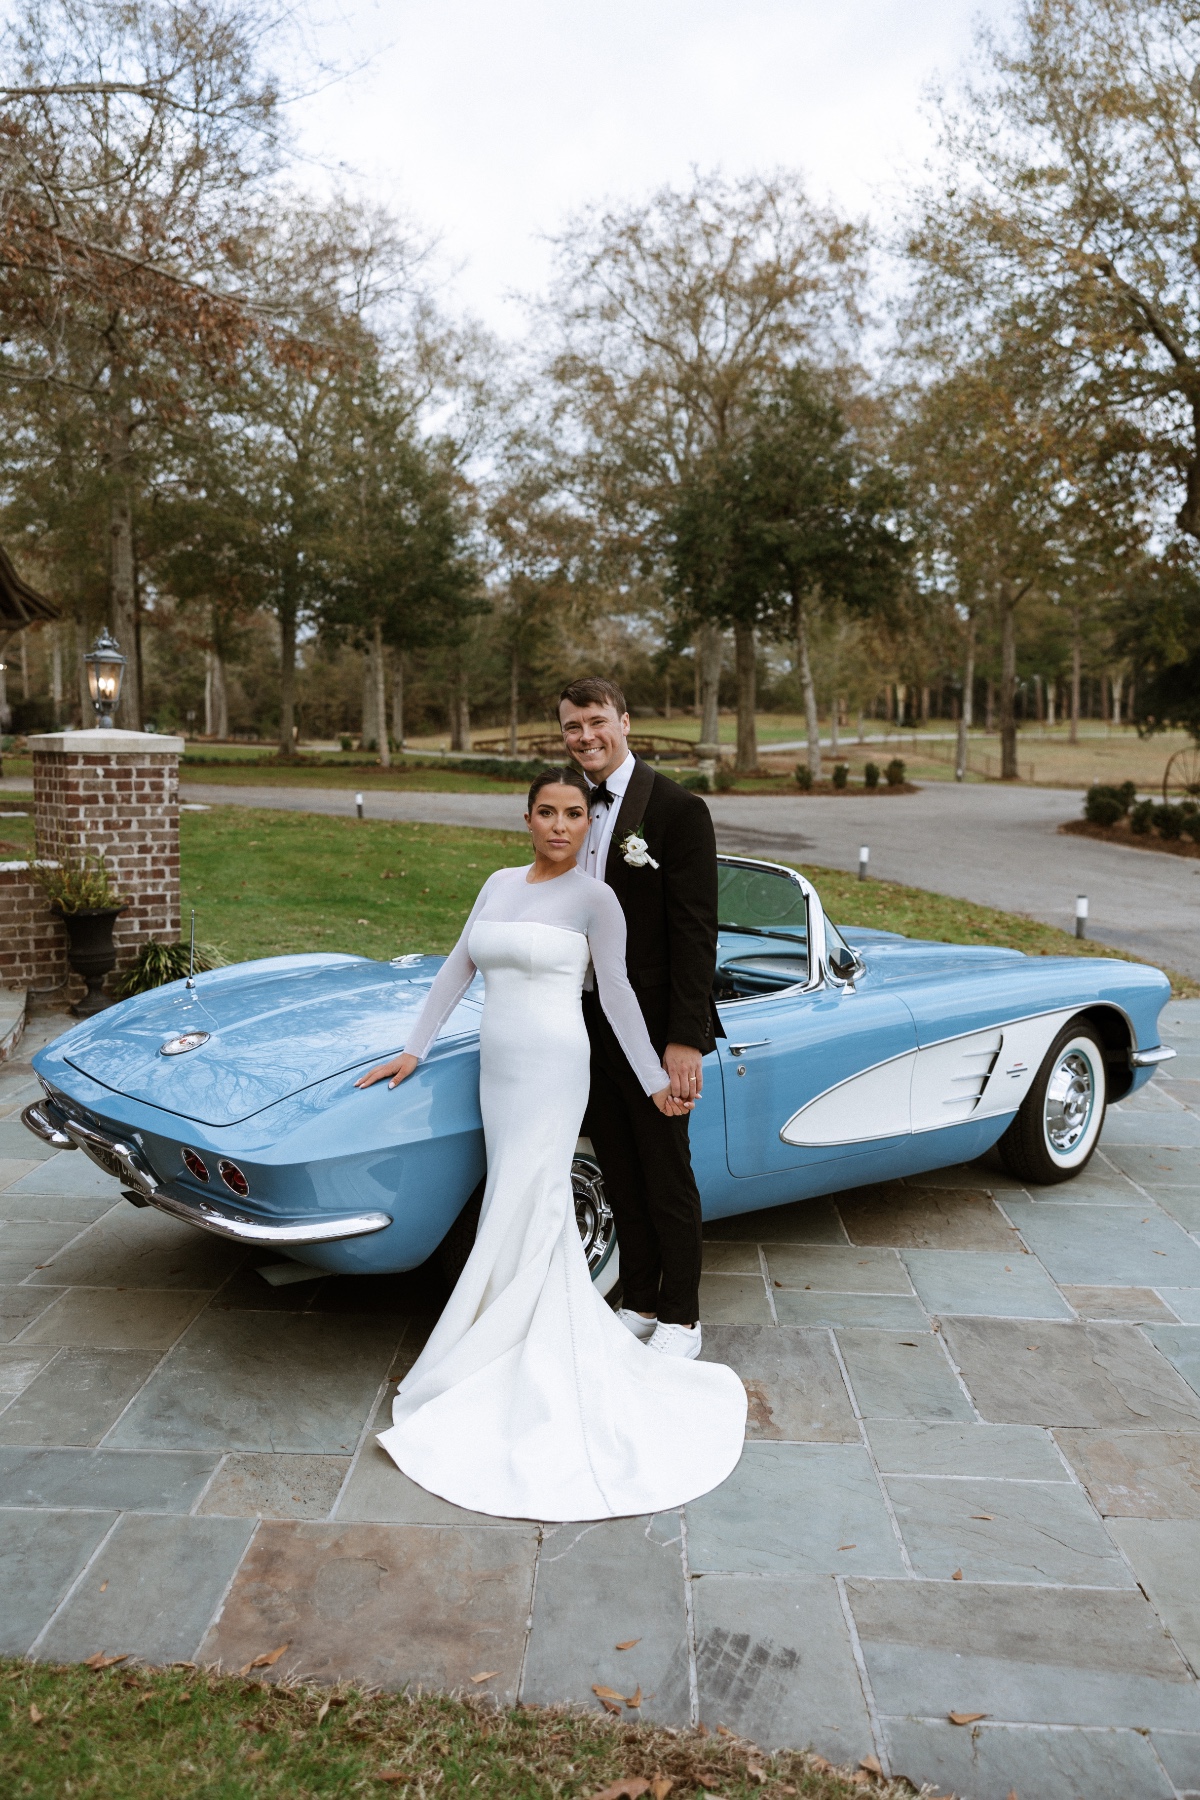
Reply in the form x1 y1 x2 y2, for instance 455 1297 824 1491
83 1653 128 1670
245 1749 266 1764
715 1725 735 1737
171 1662 196 1671
781 1788 798 1796
626 1685 642 1709
615 1639 641 1651
317 1698 332 1725
585 1781 650 1800
747 1760 767 1784
898 1341 918 1347
650 1781 674 1799
1007 1792 1018 1800
469 1671 499 1684
971 1514 995 1521
29 1704 44 1725
809 1757 833 1773
838 1543 857 1551
859 1754 882 1775
376 1774 406 1786
951 1568 963 1580
237 1643 289 1675
592 1684 626 1700
596 1696 623 1715
696 1722 709 1737
99 1582 108 1593
949 1711 987 1725
773 1280 783 1287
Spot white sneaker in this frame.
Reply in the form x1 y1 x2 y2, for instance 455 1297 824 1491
616 1308 657 1342
647 1322 702 1360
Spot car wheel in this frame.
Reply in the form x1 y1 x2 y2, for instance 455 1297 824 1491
435 1156 619 1291
997 1019 1107 1184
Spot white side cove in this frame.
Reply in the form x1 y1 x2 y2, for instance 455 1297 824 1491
780 1008 1080 1148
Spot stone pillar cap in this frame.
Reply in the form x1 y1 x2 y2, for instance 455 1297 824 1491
26 729 185 753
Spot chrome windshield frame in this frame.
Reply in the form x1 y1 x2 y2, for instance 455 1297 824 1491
715 854 850 1009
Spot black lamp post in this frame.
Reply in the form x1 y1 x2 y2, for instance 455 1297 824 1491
83 629 126 728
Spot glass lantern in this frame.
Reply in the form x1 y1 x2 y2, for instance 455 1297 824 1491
83 629 127 728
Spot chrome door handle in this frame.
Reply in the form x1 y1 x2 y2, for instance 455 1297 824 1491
727 1040 770 1054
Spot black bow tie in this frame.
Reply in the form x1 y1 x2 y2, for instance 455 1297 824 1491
590 780 615 809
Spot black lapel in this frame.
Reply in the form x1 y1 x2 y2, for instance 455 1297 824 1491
604 758 656 907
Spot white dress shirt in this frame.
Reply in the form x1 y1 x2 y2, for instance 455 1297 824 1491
578 750 636 882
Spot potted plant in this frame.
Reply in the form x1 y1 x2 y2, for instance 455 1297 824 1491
34 856 128 1016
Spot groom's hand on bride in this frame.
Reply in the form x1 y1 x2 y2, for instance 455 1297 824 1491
664 1043 704 1102
355 1053 419 1090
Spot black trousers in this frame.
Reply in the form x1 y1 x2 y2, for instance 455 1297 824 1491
582 992 703 1325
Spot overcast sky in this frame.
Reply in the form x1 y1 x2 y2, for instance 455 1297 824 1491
293 0 1016 334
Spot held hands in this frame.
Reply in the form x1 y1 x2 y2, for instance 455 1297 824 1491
663 1043 704 1102
652 1086 693 1117
355 1052 419 1091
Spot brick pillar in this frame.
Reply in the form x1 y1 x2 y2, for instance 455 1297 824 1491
28 729 184 970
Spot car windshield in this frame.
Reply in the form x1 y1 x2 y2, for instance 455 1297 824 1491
717 861 808 943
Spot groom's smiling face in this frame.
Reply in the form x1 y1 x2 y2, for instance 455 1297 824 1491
559 698 631 784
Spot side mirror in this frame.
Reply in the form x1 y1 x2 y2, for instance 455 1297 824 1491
828 948 862 985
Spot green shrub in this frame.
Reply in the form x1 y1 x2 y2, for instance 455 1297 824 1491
794 762 814 791
885 758 906 787
1184 812 1200 843
714 763 736 792
1154 802 1185 840
112 938 227 999
832 762 849 789
864 761 880 789
339 734 353 751
1131 799 1155 834
1084 786 1125 827
1085 782 1138 826
33 855 126 914
672 769 710 793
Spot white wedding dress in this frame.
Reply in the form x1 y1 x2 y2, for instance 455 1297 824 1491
377 865 747 1521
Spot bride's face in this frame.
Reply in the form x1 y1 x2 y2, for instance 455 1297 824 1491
526 785 590 864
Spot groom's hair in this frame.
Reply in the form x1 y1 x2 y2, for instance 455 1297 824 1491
558 676 627 718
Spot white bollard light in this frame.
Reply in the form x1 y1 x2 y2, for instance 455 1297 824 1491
858 846 870 882
1075 894 1088 939
356 792 364 821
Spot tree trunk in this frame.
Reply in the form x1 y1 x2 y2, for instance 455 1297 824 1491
795 597 820 779
697 622 722 749
450 661 470 752
999 587 1018 780
373 621 390 767
985 678 996 733
509 646 519 756
1070 612 1081 745
830 695 840 757
108 412 140 730
392 654 405 750
278 597 297 758
50 625 63 724
663 668 671 720
1111 671 1122 727
361 648 377 751
955 612 976 782
1047 679 1056 728
733 618 758 772
0 659 8 730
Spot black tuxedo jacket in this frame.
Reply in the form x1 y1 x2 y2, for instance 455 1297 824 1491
601 758 721 1057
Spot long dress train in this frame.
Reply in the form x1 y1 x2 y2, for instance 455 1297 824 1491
376 865 747 1521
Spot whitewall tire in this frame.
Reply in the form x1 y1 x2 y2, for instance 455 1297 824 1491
997 1020 1108 1185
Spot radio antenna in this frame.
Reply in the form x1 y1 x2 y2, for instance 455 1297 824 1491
185 909 196 990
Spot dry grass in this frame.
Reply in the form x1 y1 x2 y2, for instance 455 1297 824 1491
0 1660 917 1800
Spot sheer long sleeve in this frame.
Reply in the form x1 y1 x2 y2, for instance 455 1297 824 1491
403 877 494 1061
586 885 671 1096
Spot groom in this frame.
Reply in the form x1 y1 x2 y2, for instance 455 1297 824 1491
559 676 720 1360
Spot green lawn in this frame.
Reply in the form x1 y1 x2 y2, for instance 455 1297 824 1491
0 1660 894 1800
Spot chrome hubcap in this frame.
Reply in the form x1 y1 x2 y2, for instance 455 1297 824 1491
1045 1049 1095 1154
572 1155 615 1273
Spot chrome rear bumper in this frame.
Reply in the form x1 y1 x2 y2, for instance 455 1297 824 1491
22 1098 391 1247
1130 1046 1177 1067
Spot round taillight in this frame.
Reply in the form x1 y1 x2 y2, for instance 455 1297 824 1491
181 1149 209 1183
218 1160 250 1198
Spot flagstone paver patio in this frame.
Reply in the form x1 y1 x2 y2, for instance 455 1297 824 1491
2 997 1200 1800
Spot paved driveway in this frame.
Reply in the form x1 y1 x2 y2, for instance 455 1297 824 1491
179 780 1200 978
3 1002 1200 1798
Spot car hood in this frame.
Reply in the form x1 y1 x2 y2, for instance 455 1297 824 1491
59 953 479 1127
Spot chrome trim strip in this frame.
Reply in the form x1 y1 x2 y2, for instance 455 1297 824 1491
62 1118 161 1198
1131 1045 1177 1067
20 1101 75 1149
131 1188 393 1246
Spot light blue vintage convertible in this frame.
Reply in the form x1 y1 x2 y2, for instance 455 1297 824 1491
23 855 1175 1293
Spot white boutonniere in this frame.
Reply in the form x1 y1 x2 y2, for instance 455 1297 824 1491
620 827 659 870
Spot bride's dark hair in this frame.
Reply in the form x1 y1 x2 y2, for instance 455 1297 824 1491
527 765 591 811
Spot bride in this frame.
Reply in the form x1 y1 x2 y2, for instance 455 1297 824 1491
355 766 746 1522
